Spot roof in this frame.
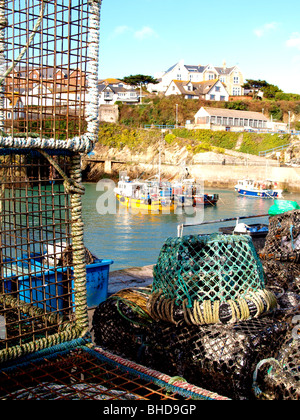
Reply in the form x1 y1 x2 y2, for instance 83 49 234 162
201 107 268 120
168 79 222 96
99 78 124 85
98 84 136 94
165 62 238 76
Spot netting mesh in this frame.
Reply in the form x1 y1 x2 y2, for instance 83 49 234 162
0 150 78 358
92 289 287 400
251 210 300 399
149 234 276 325
260 210 300 263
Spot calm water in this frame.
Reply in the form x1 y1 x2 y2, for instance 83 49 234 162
81 183 300 271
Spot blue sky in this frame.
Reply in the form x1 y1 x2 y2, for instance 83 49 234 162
99 0 300 93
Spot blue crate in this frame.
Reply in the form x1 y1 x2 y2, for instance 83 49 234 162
84 259 113 308
18 267 68 312
1 258 29 294
21 254 114 308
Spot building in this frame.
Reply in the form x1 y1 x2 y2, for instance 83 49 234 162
188 107 271 132
165 79 229 101
99 104 119 123
98 81 139 105
149 60 244 96
4 92 24 120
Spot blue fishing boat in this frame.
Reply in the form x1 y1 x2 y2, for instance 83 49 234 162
235 179 282 199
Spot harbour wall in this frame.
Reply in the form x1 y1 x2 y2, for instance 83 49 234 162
134 163 300 192
82 143 300 192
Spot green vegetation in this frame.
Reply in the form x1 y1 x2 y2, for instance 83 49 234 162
98 123 291 156
121 74 159 86
117 95 300 129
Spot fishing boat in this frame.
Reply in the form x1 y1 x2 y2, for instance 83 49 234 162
173 178 219 207
235 179 282 199
114 176 176 212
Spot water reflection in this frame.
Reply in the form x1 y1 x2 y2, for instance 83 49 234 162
82 183 300 271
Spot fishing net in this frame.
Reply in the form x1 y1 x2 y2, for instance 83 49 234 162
253 309 300 400
253 211 300 399
92 288 288 400
262 260 300 295
148 234 277 325
260 210 300 262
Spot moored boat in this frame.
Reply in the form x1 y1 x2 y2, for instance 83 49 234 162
235 179 282 199
173 178 219 207
114 176 176 212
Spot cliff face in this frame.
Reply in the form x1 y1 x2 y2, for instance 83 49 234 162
284 138 300 165
81 141 276 183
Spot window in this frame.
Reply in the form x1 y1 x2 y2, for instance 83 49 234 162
234 76 239 84
209 74 216 80
222 117 228 125
177 74 182 80
215 86 220 92
220 96 225 101
232 87 240 96
210 95 215 100
217 117 222 125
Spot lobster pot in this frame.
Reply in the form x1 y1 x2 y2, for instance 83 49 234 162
254 331 300 400
0 150 80 353
149 234 277 325
260 210 300 262
262 259 300 295
0 0 101 366
93 289 288 400
2 0 91 141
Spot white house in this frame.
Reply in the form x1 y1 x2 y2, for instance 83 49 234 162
98 83 139 105
165 79 229 101
4 93 25 120
188 107 270 132
148 60 244 96
21 83 54 107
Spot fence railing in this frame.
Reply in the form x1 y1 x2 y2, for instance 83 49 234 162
258 144 290 157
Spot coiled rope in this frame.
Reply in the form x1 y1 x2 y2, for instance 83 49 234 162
148 288 277 326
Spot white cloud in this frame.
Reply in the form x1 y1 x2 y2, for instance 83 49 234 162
254 22 279 38
109 25 131 39
286 32 300 50
134 26 158 40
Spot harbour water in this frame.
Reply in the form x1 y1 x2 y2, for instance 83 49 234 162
82 183 300 272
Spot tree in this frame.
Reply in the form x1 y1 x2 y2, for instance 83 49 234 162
242 79 283 100
121 74 159 86
242 79 269 90
262 84 283 99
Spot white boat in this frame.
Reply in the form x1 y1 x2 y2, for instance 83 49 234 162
235 179 282 199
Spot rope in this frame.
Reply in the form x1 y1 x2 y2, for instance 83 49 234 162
68 154 89 337
252 358 283 399
0 293 64 326
147 288 277 326
93 346 231 400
